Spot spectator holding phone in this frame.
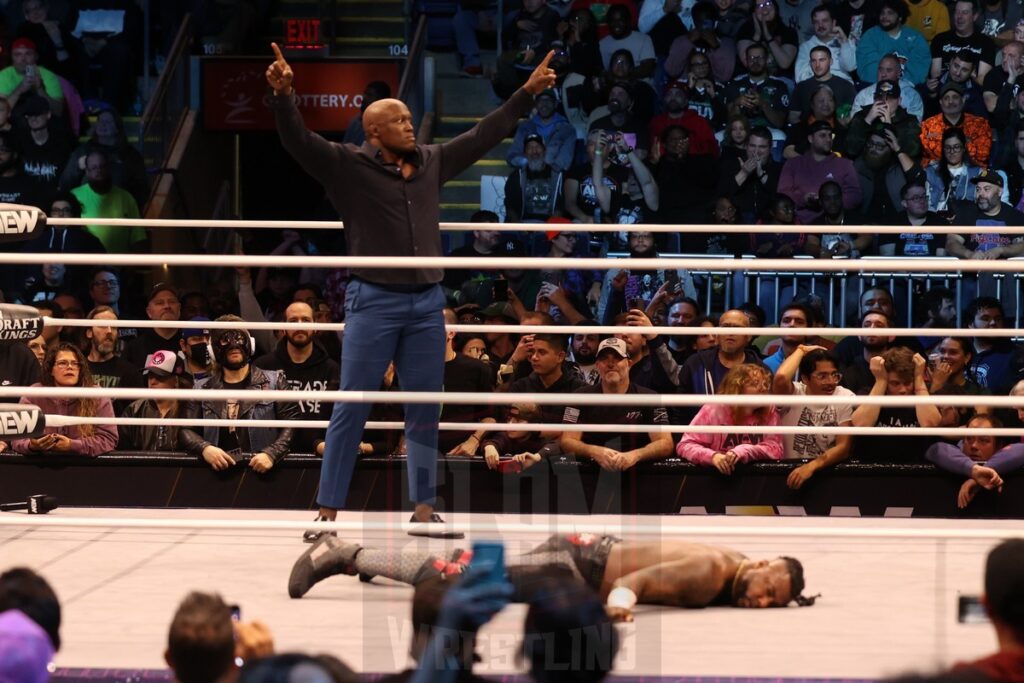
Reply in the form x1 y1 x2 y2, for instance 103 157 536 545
948 538 1024 679
597 231 697 323
0 38 64 118
11 342 117 456
588 83 650 158
481 402 557 472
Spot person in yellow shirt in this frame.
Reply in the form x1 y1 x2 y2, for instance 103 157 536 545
907 0 952 42
70 149 146 253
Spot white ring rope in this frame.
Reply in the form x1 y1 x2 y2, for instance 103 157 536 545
0 515 1013 540
4 386 1022 408
41 317 1024 339
43 216 1024 236
38 414 1024 438
5 253 1024 273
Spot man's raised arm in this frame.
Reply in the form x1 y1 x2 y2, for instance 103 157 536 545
266 42 346 185
439 52 558 184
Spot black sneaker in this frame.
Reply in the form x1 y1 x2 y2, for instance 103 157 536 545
407 512 465 539
288 535 362 599
302 515 336 544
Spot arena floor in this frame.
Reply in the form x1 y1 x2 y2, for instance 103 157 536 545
0 508 1014 678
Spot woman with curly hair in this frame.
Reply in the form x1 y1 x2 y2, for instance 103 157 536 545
10 342 117 456
677 363 782 473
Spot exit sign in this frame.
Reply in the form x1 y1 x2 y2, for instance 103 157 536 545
285 18 324 49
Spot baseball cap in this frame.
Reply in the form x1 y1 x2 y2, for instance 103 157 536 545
147 282 178 303
143 350 187 378
182 316 210 339
481 301 517 323
0 610 54 683
524 133 545 148
497 237 526 257
874 79 900 98
940 80 964 97
808 119 834 134
546 216 572 241
20 95 48 117
970 169 1004 187
535 88 557 101
596 337 628 359
666 80 689 95
11 38 36 53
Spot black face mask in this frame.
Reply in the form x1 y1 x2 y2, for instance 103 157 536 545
189 342 209 366
212 330 251 370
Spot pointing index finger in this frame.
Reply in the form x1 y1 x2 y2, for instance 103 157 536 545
538 50 555 70
271 42 285 64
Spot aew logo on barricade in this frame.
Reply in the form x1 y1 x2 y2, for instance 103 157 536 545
0 304 44 341
0 203 45 243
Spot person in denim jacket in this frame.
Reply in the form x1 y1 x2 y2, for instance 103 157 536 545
180 315 299 473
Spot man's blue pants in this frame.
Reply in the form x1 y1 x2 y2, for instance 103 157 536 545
318 279 446 509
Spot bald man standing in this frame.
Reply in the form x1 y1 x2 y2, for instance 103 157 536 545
266 44 556 539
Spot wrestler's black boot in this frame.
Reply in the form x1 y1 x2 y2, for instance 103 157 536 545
288 535 362 599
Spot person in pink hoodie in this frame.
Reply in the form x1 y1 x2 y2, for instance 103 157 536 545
677 364 783 474
11 343 117 457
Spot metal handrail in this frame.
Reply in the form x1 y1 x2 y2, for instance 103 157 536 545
139 14 192 142
397 14 428 101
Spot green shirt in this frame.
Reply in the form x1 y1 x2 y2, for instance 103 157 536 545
0 65 64 101
71 183 145 253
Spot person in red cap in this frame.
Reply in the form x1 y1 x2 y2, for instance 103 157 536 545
0 37 64 117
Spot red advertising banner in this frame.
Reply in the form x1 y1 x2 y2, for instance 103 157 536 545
202 59 401 132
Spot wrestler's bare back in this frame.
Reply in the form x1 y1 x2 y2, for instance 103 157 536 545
600 540 748 608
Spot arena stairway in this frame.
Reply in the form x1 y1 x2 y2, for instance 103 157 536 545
264 0 408 58
435 53 519 226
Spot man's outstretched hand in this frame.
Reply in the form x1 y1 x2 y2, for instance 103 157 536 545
267 42 294 96
523 50 558 95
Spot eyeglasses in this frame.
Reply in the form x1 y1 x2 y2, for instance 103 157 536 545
54 360 81 369
865 141 889 150
904 193 927 201
943 144 964 152
91 279 119 288
811 371 842 381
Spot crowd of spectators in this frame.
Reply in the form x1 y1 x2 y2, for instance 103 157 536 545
3 0 1024 513
468 0 1024 268
2 269 1023 510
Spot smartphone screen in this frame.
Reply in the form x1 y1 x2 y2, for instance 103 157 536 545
493 280 509 302
471 541 506 584
958 596 988 624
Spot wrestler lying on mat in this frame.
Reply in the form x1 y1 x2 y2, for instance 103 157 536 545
288 533 817 619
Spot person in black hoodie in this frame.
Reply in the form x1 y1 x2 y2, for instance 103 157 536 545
254 301 340 455
498 333 583 424
646 308 767 423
